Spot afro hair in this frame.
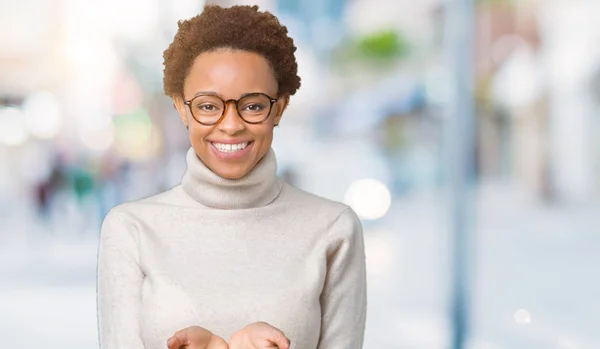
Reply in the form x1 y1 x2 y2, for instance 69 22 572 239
162 5 301 99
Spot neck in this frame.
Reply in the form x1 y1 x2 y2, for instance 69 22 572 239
181 147 283 209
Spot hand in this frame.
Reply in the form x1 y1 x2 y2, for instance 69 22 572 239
229 322 291 349
167 326 229 349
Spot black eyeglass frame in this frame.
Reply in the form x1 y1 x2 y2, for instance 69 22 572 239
184 92 278 126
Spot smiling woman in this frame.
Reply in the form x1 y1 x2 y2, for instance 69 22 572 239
96 5 367 349
174 49 284 179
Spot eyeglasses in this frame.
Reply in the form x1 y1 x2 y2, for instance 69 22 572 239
184 92 278 126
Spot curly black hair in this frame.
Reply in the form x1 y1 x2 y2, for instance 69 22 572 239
162 5 301 99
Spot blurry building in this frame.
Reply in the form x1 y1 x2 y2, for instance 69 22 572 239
476 2 549 199
433 0 600 202
537 0 600 202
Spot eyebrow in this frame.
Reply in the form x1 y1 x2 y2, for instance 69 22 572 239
188 91 271 100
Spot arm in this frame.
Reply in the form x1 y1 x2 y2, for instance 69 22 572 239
317 208 367 349
97 208 146 349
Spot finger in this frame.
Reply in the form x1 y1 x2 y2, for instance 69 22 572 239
185 327 215 348
267 328 290 349
169 327 205 349
167 333 186 349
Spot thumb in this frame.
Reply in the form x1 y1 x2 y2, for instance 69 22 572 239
168 328 196 349
268 329 291 349
167 334 186 349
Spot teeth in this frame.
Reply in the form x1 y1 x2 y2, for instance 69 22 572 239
212 142 249 153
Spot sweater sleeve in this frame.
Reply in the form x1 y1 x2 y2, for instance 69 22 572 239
317 208 368 349
97 208 146 349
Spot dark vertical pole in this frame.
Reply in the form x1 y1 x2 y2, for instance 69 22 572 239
445 0 476 348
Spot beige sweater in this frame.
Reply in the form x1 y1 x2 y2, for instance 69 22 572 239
97 147 367 349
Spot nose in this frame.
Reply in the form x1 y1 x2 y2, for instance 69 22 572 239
217 101 245 134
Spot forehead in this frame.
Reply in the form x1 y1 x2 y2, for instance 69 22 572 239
183 49 278 99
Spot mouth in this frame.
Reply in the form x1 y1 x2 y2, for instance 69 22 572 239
209 141 254 159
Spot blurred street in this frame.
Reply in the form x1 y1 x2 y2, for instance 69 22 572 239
3 0 600 348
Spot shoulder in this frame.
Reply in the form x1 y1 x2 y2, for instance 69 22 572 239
126 185 191 208
279 184 363 255
101 185 192 227
279 182 361 230
280 182 347 212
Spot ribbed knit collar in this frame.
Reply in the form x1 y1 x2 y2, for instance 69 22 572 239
180 147 283 209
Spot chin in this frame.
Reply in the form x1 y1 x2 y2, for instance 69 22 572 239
212 164 249 180
219 172 245 180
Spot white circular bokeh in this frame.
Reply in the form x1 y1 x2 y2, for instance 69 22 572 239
0 107 29 146
514 309 532 325
344 178 392 220
23 91 63 139
80 120 116 152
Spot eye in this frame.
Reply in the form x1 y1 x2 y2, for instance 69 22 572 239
243 103 266 112
197 103 219 112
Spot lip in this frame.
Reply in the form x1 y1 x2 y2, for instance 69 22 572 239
209 141 254 160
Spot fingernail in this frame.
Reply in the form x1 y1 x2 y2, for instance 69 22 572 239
167 337 174 347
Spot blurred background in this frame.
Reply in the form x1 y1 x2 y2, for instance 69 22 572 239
1 0 599 348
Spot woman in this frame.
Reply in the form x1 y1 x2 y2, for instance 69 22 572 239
97 5 367 349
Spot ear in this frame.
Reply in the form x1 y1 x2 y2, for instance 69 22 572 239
273 95 290 126
173 95 189 129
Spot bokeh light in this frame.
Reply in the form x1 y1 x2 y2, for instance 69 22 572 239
80 119 116 152
0 107 29 146
114 109 160 160
514 309 532 325
344 178 392 220
23 91 63 139
114 109 152 145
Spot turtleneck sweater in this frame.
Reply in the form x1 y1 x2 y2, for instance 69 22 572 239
97 147 367 349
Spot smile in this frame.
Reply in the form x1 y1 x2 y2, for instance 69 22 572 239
209 141 254 159
211 142 250 152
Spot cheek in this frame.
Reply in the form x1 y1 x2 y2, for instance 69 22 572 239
249 125 274 141
253 127 275 155
188 123 213 140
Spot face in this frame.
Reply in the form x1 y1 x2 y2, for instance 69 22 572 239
174 49 288 180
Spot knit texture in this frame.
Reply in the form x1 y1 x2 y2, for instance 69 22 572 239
97 147 367 349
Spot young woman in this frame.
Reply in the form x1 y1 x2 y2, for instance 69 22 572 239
97 5 367 349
